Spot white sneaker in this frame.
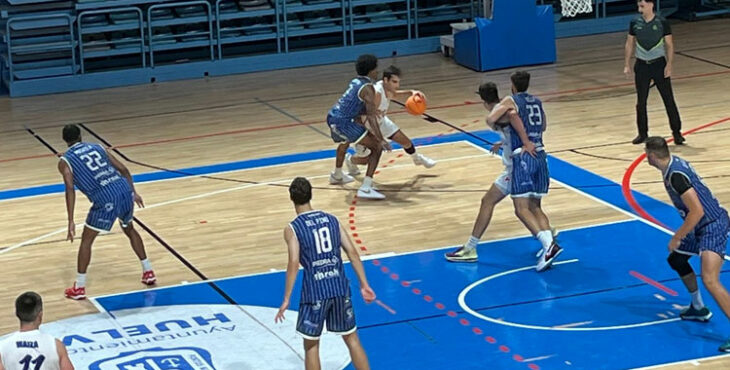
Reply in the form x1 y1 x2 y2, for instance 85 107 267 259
345 154 361 176
536 242 563 272
536 227 560 257
357 187 385 200
329 172 355 185
413 153 436 168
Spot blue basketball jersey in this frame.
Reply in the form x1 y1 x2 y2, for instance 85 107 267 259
509 92 545 151
663 156 729 228
290 210 350 303
62 142 131 203
328 77 372 120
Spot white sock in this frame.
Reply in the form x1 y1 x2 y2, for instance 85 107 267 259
333 167 343 177
362 176 373 190
536 230 553 250
141 259 152 272
691 289 704 310
464 236 479 251
76 273 87 288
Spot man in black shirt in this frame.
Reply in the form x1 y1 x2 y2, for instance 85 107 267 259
624 0 685 145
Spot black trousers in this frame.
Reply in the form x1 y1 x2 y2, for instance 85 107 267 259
634 57 682 137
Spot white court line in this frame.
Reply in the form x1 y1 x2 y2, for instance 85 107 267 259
1 150 490 256
521 354 556 362
633 353 730 370
92 220 635 300
552 320 594 328
457 258 683 331
463 141 675 236
0 141 464 204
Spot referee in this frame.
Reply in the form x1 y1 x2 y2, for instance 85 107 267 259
624 0 684 145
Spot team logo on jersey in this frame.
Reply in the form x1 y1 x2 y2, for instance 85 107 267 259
105 203 114 211
89 347 215 370
652 25 658 30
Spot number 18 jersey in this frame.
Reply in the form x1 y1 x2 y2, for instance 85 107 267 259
290 210 350 303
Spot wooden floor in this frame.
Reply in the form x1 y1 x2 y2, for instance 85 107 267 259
1 18 729 369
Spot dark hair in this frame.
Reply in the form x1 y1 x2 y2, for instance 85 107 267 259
289 177 312 205
382 65 401 80
478 82 499 104
355 54 378 76
645 136 670 158
62 124 81 144
510 71 531 93
15 292 43 323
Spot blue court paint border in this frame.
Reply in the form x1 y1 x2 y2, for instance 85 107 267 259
0 132 489 201
1 129 682 232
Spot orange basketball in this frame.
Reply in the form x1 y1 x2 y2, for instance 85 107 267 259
405 94 426 115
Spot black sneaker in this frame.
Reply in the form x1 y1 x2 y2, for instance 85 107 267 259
673 134 686 145
680 304 712 322
632 135 647 145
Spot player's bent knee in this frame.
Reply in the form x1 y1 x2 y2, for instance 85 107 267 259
667 252 693 277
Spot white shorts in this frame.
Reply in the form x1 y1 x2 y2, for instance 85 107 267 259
494 168 512 195
353 116 400 158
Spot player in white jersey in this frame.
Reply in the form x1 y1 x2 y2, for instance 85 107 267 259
0 292 73 370
345 65 436 175
445 82 556 262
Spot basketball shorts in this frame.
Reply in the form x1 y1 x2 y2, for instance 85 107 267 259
494 166 513 196
86 190 134 232
296 296 357 340
678 218 730 257
353 116 399 158
328 115 367 144
510 149 549 198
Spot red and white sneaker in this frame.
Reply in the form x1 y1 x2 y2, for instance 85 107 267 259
64 284 86 300
536 242 563 272
141 270 157 285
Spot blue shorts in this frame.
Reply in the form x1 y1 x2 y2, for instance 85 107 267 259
327 115 367 144
510 150 549 198
296 296 356 340
86 190 134 232
678 218 730 257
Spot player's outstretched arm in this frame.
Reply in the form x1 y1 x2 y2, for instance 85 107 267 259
359 85 389 149
106 149 144 208
276 226 301 323
507 110 536 157
58 159 76 242
339 223 375 303
624 35 635 77
57 339 75 370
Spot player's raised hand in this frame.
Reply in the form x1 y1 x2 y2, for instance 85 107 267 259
275 299 289 323
361 286 376 303
66 221 75 242
134 192 145 208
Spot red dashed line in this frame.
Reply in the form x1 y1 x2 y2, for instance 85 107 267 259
347 143 535 369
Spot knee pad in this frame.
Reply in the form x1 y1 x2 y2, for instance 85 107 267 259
667 252 693 277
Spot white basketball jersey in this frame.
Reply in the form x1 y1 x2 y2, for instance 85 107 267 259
0 330 60 370
374 81 390 116
498 125 512 168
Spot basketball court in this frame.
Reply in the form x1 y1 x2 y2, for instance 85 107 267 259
1 13 730 370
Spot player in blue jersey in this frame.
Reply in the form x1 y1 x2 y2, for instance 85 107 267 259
58 124 155 300
328 54 389 200
487 71 562 272
276 177 375 369
445 82 558 262
645 137 730 352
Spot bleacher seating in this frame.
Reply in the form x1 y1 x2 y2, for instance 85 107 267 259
0 0 681 96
